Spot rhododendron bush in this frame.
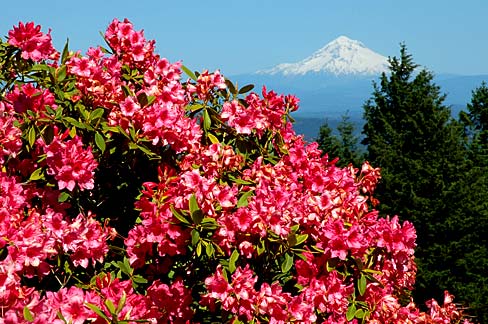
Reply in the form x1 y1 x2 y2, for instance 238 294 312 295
0 19 472 323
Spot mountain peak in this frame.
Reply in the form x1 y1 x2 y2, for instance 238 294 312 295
257 36 389 76
332 35 361 45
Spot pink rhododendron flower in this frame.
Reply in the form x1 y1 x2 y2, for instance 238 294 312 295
41 131 97 191
146 278 194 322
186 69 226 100
221 87 288 136
8 22 59 61
66 48 123 109
63 213 111 268
105 18 155 67
5 84 57 115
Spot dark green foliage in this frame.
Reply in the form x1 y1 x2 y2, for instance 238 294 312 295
317 114 364 167
361 45 488 318
464 82 488 141
317 119 340 158
452 82 488 322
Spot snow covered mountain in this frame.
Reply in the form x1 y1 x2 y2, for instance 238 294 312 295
257 36 389 76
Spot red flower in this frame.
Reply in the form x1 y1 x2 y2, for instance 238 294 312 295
8 22 59 62
42 131 98 191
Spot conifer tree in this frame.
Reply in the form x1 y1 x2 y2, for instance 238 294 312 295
317 119 340 160
317 114 363 167
452 82 488 322
362 45 470 310
463 82 488 145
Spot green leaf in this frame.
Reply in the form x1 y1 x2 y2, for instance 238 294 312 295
31 64 51 72
56 310 68 323
362 268 382 275
358 273 367 296
69 126 77 138
287 233 297 247
238 84 254 94
170 206 190 225
117 258 132 276
137 92 149 107
189 194 198 214
192 210 204 225
104 298 116 315
116 291 127 314
64 117 86 129
185 103 204 112
58 192 70 202
256 240 265 256
346 303 357 321
136 144 156 157
201 217 218 230
129 126 137 141
90 107 105 121
196 242 202 257
295 234 308 246
146 95 156 106
61 39 70 64
181 65 197 81
56 65 67 82
290 224 299 233
28 126 36 147
189 194 204 225
203 109 211 131
132 275 148 284
326 260 335 272
225 79 237 95
85 303 111 322
79 106 90 122
23 306 34 322
281 253 294 273
355 309 365 319
206 243 215 257
228 175 254 185
121 84 133 97
229 249 239 273
29 168 44 181
95 132 106 153
207 133 219 144
191 229 200 246
237 190 254 208
45 105 56 116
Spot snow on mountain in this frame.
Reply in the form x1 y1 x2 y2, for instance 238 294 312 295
257 36 389 76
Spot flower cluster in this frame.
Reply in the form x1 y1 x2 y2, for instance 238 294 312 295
37 130 98 191
221 86 288 135
7 22 58 62
66 46 123 108
5 84 57 115
186 69 226 101
0 19 472 323
104 18 156 67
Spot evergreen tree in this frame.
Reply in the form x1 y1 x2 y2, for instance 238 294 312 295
317 114 363 167
317 119 341 160
463 81 488 144
362 45 471 311
452 82 488 322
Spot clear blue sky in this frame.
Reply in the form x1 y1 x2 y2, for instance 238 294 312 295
1 0 487 76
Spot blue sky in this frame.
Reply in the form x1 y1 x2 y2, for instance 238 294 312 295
1 0 487 76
